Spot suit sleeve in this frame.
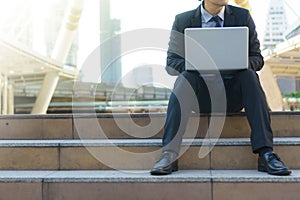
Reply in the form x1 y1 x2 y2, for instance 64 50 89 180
247 12 264 71
165 16 185 76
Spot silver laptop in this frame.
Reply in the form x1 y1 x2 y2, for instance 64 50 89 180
184 27 248 71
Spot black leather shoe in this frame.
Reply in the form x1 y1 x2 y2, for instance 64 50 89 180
150 151 178 175
258 151 291 176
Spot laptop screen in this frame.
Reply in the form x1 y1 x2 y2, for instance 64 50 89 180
184 27 249 72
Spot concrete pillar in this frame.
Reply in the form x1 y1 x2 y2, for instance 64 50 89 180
0 74 2 114
8 83 14 114
31 72 59 114
2 75 8 114
259 64 283 111
51 0 85 62
31 0 85 114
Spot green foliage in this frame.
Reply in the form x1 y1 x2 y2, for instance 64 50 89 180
284 91 300 98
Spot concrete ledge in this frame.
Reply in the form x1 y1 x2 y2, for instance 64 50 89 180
0 171 55 183
0 170 299 200
0 170 211 183
1 112 300 139
44 170 212 183
0 170 299 183
212 170 300 183
0 138 300 147
1 112 299 120
0 138 298 170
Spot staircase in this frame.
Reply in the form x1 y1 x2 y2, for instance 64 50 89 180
0 112 300 199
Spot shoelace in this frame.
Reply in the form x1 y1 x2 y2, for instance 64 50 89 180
268 152 281 162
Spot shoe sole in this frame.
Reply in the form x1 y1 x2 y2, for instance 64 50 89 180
150 167 178 176
150 160 178 176
258 166 292 176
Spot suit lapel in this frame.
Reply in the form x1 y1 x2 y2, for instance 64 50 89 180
190 6 202 28
223 5 236 27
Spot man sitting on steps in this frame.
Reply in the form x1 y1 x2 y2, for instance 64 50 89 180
150 0 291 176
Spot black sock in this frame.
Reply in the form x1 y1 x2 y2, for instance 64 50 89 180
258 147 273 156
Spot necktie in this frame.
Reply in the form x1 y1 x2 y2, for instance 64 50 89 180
204 15 224 106
211 15 222 27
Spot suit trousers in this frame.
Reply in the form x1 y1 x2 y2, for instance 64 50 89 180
162 69 273 154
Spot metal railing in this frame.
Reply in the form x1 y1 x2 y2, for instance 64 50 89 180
13 81 172 113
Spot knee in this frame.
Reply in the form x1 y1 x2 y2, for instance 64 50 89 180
174 71 201 89
236 69 258 82
172 71 200 100
180 71 200 81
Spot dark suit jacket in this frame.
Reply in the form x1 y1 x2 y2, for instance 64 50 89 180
166 5 264 76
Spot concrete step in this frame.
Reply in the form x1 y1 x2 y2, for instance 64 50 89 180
0 170 299 200
0 112 300 139
0 138 299 170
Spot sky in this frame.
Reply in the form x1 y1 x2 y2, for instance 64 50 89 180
105 0 300 76
109 0 300 41
1 0 300 80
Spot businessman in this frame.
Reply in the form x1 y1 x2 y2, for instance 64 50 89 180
151 0 291 176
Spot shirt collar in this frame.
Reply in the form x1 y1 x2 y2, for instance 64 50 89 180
201 3 225 23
